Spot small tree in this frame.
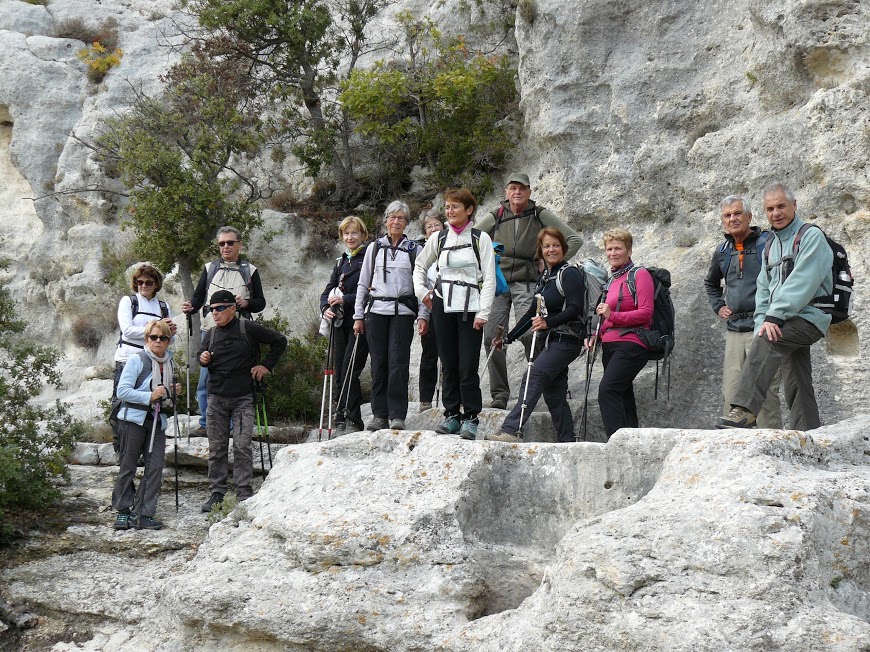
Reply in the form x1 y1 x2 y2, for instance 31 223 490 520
0 263 85 542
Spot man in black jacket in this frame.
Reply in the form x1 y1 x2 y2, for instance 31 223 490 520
704 195 781 428
199 290 287 512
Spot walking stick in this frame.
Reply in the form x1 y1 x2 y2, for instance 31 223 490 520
186 314 192 443
253 380 266 477
257 379 272 469
136 399 161 527
579 313 603 442
318 319 336 442
434 357 441 409
518 296 544 438
480 324 505 371
170 380 180 511
335 332 360 427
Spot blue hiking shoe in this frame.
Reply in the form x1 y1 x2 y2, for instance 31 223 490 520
459 419 479 440
435 415 461 435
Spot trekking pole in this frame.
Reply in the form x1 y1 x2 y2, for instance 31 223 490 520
480 324 505 371
137 399 161 527
518 296 543 438
253 380 266 477
170 381 180 511
317 319 336 442
259 379 272 469
579 313 603 442
433 357 441 409
186 314 192 443
335 332 360 426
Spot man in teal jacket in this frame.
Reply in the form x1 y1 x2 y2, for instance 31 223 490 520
718 183 832 430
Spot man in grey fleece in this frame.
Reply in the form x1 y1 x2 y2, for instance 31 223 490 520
475 173 583 409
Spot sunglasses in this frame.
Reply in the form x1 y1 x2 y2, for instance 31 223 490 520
136 279 156 287
148 335 170 342
211 304 235 313
218 240 239 248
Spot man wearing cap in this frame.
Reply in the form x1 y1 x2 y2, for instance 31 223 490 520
198 290 287 512
476 173 583 409
182 226 267 434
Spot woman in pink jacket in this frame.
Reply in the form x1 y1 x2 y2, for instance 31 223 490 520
585 228 654 439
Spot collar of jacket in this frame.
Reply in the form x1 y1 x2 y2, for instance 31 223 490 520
721 225 763 245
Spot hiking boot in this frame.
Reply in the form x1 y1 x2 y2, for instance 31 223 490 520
484 431 520 443
334 421 347 436
435 415 461 435
349 419 365 432
489 398 507 410
389 419 406 430
193 426 207 436
717 406 757 429
367 417 389 431
459 419 479 440
419 402 433 411
113 509 131 531
133 515 164 531
201 492 225 513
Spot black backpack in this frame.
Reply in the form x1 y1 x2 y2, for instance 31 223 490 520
763 224 854 324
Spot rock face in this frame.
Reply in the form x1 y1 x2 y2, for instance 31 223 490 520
4 421 869 651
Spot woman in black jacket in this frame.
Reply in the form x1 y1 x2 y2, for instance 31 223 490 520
485 227 585 443
320 215 370 434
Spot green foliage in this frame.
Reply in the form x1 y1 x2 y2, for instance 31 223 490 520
78 42 124 83
340 12 519 195
93 49 265 278
99 240 139 296
254 311 326 423
0 265 85 543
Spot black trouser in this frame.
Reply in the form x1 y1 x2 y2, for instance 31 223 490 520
112 417 165 518
501 336 581 441
419 319 439 404
332 324 369 425
365 312 415 420
432 297 483 419
599 341 649 438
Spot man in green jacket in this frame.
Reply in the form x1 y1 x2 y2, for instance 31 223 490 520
718 183 832 431
476 173 583 409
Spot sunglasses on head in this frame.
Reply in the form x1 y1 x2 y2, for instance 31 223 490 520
148 334 170 342
218 240 239 248
136 279 156 287
211 304 235 313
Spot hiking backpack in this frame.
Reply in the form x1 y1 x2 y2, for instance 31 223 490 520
203 260 254 317
717 231 770 278
436 228 509 297
109 349 159 435
763 224 854 324
554 259 608 335
365 237 420 314
118 295 170 350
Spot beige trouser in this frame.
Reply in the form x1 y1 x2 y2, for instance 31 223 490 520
723 330 782 428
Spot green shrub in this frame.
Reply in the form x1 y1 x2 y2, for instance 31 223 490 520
0 264 86 543
254 311 326 424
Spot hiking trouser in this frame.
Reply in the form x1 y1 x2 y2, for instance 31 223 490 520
731 317 824 431
483 283 535 403
112 418 166 518
599 341 649 438
723 330 782 428
432 297 483 419
501 337 582 442
365 313 415 421
206 393 255 500
419 320 438 404
333 323 369 425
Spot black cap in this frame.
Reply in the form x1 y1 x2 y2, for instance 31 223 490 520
209 290 236 306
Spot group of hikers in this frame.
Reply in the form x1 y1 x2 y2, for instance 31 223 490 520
106 174 847 531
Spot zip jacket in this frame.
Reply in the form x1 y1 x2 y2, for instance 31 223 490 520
320 248 366 323
703 226 768 333
413 225 496 321
354 235 422 319
755 215 832 335
116 353 171 429
599 264 654 348
505 261 584 343
475 200 583 284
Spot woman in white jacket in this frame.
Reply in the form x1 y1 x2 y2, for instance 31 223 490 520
413 188 496 439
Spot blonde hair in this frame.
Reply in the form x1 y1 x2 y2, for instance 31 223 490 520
339 215 368 240
602 228 633 250
144 319 171 338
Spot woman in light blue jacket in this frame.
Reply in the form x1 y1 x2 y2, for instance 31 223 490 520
111 319 178 531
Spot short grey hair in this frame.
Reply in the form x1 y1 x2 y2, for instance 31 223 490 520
217 226 242 241
419 207 443 228
719 195 751 215
383 200 410 222
761 183 796 204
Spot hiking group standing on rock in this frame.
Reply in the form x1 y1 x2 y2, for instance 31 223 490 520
110 176 851 529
